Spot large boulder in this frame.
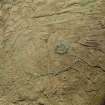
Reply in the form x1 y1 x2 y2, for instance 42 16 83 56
0 0 105 105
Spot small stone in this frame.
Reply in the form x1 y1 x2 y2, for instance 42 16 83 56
38 102 45 105
55 40 69 55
